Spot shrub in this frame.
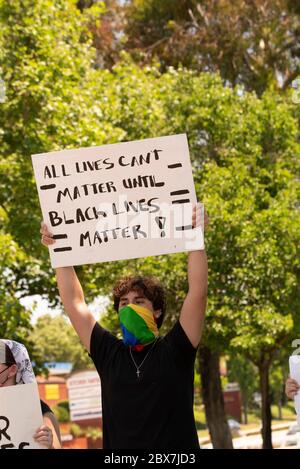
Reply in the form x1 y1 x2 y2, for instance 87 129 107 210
84 427 102 440
70 423 84 438
53 405 69 423
57 400 70 412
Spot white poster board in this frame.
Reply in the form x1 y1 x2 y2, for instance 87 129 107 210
0 382 44 449
32 134 203 268
67 371 102 422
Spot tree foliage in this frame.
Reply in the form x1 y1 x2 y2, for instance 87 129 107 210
124 0 300 95
29 314 94 370
0 0 299 445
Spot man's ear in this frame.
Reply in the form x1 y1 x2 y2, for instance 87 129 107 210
8 364 17 379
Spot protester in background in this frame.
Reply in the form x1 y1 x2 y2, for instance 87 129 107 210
0 339 61 449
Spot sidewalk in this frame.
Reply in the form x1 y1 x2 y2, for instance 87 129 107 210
199 420 295 448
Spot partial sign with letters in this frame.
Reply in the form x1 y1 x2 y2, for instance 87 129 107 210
0 382 44 449
67 371 102 422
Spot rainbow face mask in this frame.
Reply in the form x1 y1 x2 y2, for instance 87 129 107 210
119 303 159 349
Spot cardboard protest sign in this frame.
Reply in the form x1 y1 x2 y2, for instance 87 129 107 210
0 382 44 449
32 134 204 268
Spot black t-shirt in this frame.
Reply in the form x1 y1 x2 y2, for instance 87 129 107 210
40 400 52 415
90 320 200 449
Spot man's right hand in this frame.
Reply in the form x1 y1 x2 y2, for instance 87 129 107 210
40 222 55 247
286 377 300 399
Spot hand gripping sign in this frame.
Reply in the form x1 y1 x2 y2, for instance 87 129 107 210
32 134 204 267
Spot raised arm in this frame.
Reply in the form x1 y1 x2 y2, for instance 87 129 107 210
41 223 96 352
179 205 208 348
55 267 96 352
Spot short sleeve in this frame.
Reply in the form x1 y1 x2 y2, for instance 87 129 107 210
164 321 197 368
90 322 122 374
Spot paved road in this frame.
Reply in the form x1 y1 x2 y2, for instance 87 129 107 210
201 426 300 449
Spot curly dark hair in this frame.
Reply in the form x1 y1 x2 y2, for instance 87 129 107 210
113 276 166 329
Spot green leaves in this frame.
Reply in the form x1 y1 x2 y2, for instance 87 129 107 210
29 314 94 370
124 0 300 95
0 0 299 376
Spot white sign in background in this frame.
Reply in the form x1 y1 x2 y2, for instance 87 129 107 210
0 382 44 449
67 371 102 422
32 134 203 268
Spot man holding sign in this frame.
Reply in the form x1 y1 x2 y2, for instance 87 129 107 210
32 135 204 267
40 203 208 449
35 134 207 448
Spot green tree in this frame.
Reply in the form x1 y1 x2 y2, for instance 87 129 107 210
269 356 289 420
198 107 300 447
1 4 299 448
0 0 122 294
77 62 299 448
0 227 45 373
29 314 94 370
124 0 300 95
0 217 37 354
227 355 258 424
84 0 126 69
0 0 104 367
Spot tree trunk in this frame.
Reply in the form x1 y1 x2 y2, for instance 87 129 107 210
243 398 248 425
281 378 288 407
278 401 282 420
259 363 273 449
199 346 233 449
